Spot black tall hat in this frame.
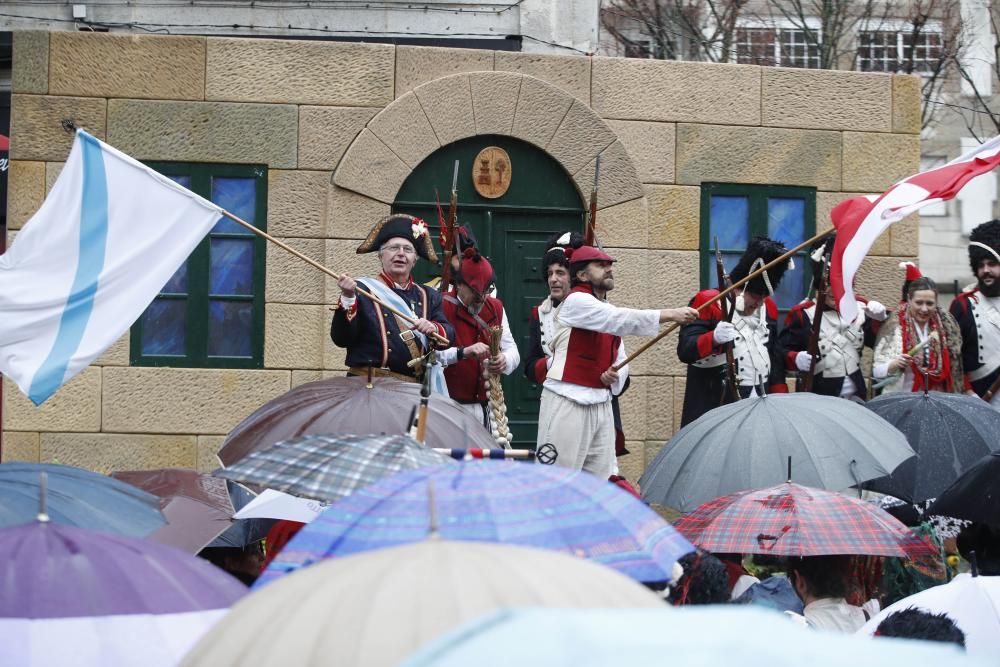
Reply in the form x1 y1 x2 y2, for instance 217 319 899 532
356 213 437 262
968 219 1000 275
541 231 584 273
730 237 791 295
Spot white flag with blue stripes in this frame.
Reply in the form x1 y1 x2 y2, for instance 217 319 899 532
0 130 223 405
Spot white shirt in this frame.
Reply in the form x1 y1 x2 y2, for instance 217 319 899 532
438 298 520 375
802 598 867 633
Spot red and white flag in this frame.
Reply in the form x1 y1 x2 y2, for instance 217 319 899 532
830 134 1000 321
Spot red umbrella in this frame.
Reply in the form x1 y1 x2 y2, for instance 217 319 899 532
674 482 937 559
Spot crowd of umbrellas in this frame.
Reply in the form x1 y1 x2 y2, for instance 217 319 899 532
2 376 1000 665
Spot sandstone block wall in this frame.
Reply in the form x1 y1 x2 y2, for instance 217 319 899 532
3 31 920 487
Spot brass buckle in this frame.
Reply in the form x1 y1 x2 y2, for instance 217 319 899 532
399 329 416 342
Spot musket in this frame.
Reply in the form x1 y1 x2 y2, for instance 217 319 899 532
801 260 830 392
439 160 460 293
714 237 740 402
584 155 601 248
983 371 1000 403
414 350 435 443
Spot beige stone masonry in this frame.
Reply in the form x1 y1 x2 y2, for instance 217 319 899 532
892 75 922 134
108 99 297 168
842 131 920 192
603 248 647 312
101 367 291 434
334 129 412 204
3 368 102 432
268 170 329 238
617 375 648 442
12 31 48 95
617 446 645 485
95 334 130 367
207 38 394 107
547 100 618 176
891 214 920 256
324 336 350 373
324 239 378 304
395 45 493 97
856 255 914 311
762 68 892 132
50 33 206 101
6 160 45 230
1 432 40 463
470 72 522 136
197 436 226 472
597 197 649 249
264 304 328 370
291 370 325 388
646 185 700 250
643 376 675 441
367 92 440 169
817 191 890 256
10 94 107 162
45 162 64 194
265 237 326 304
326 186 391 239
573 141 644 209
297 106 378 171
413 75 477 146
495 52 591 104
606 120 675 185
509 74 575 149
592 58 761 126
673 376 687 433
633 250 701 378
676 124 842 191
40 433 198 473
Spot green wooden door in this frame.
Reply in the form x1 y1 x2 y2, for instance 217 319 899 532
393 135 584 449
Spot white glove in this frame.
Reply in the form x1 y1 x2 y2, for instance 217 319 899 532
713 321 738 345
795 350 813 372
865 300 887 321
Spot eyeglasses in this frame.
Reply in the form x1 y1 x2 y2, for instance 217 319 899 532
381 244 417 255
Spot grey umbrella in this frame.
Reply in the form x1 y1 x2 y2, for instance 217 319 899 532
639 393 914 512
863 391 1000 503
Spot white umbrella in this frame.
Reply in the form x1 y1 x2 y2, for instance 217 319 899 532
860 573 1000 659
232 489 327 524
181 540 665 667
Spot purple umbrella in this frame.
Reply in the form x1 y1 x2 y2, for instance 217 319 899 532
0 520 247 666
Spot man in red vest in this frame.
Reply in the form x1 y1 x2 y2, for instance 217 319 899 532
537 245 697 477
439 248 520 441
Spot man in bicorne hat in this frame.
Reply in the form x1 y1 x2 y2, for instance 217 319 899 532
777 234 886 400
438 248 519 437
951 218 1000 406
537 245 697 477
332 213 455 386
677 237 790 427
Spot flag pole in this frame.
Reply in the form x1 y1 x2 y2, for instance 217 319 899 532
612 229 834 371
218 210 450 347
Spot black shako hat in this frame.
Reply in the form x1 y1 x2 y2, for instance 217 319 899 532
730 236 791 296
969 219 1000 275
356 213 438 263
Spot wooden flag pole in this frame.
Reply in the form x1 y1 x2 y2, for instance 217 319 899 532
220 210 450 347
612 229 834 371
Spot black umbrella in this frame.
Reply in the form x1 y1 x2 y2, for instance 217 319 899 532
927 452 1000 525
863 391 1000 504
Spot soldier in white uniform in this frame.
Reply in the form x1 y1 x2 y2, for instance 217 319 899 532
951 219 1000 407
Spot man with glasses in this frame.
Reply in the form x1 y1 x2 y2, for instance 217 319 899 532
332 214 455 385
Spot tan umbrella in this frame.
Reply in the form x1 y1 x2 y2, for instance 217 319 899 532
181 540 665 667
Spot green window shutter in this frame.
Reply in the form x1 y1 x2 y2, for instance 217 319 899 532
699 183 816 313
130 163 267 369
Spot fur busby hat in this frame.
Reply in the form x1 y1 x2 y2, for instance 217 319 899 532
730 237 790 296
357 213 437 262
456 247 495 296
968 219 1000 275
541 231 584 274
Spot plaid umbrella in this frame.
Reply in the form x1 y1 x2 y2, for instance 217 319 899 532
257 461 694 586
674 482 937 558
214 434 454 503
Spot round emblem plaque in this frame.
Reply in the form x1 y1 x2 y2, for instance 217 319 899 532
472 146 512 199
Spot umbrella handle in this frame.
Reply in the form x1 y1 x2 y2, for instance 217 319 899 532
38 471 50 522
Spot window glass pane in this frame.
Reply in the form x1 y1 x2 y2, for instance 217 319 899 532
208 300 253 358
167 174 192 189
140 299 186 355
709 196 750 249
211 177 256 233
210 238 254 295
161 263 188 294
772 260 805 311
767 198 806 245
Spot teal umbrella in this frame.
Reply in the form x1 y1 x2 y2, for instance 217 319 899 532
400 607 978 667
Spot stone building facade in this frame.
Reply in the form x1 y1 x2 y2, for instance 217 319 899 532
2 31 920 484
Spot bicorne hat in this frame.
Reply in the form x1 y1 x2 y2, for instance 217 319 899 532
357 213 437 262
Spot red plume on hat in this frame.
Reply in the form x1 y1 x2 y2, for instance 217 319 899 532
900 261 922 282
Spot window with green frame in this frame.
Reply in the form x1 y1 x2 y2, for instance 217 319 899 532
130 163 267 368
699 183 816 312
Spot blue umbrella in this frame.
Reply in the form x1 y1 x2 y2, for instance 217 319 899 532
400 607 977 667
0 462 165 537
257 461 694 586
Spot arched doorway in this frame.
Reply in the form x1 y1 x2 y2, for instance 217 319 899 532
393 135 584 449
